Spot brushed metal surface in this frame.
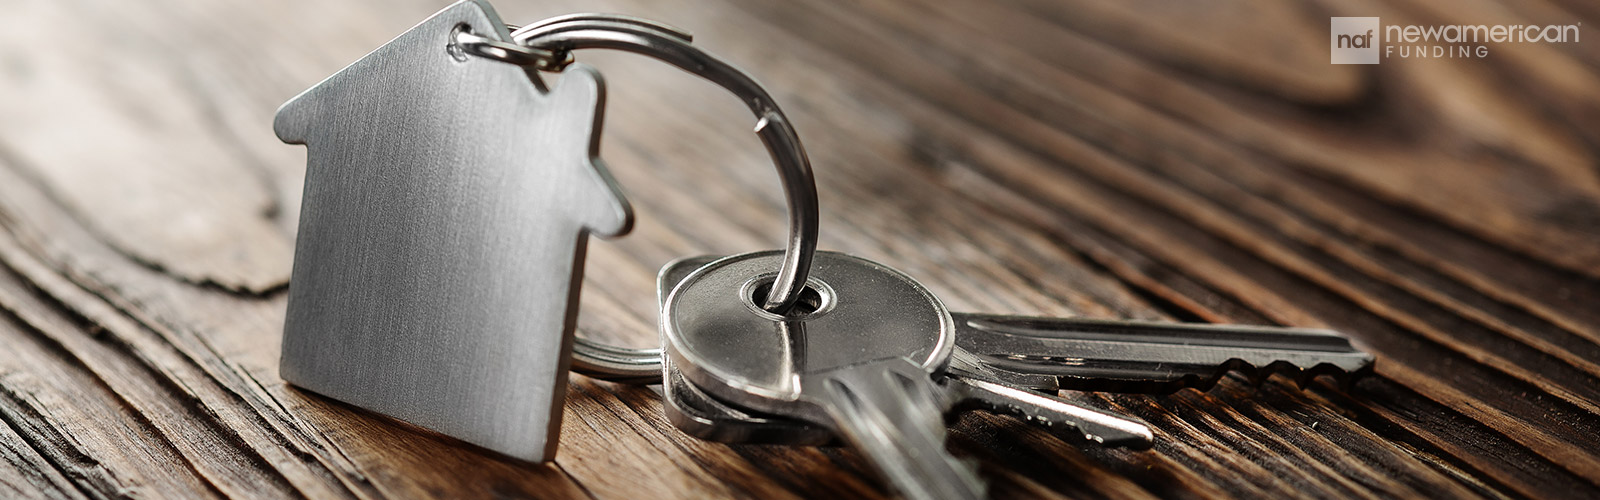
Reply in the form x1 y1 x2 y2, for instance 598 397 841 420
273 0 631 462
660 251 954 422
659 251 980 500
654 256 838 446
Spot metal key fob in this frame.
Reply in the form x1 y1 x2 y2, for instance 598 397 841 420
273 0 630 462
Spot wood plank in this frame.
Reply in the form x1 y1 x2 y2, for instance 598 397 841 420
0 0 1595 498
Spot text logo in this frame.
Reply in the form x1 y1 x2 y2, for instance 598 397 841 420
1331 17 1381 64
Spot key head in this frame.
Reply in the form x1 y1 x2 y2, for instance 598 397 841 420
662 250 954 421
656 256 835 445
662 251 987 499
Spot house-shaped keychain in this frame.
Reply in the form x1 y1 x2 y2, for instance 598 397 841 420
273 0 631 462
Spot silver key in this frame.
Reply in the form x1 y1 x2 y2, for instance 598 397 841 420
655 256 1149 448
651 254 1371 452
660 251 1153 500
943 349 1151 447
661 345 1151 448
655 256 834 445
662 251 984 500
954 314 1375 393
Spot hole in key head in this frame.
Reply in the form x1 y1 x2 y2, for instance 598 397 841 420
748 279 828 318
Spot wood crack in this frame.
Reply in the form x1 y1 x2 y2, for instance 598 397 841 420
0 147 284 297
0 373 127 500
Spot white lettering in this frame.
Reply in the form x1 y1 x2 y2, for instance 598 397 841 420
1421 25 1445 41
1543 25 1563 42
1343 18 1581 64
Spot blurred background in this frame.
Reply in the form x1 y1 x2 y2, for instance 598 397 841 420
3 0 1596 312
1 0 1598 499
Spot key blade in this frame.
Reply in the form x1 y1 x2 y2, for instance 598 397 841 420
944 370 1153 449
955 313 1375 393
812 359 986 500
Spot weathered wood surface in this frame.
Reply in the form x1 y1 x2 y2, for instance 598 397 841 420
1 0 1598 497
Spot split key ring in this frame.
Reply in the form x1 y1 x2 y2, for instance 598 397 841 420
460 14 821 382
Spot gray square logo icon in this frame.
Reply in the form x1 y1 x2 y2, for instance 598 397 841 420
1331 17 1380 64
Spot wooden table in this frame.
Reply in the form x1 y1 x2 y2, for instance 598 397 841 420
2 0 1598 498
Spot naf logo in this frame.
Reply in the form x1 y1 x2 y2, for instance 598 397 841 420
1331 17 1380 64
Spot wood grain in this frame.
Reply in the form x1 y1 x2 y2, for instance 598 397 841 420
1 0 1597 498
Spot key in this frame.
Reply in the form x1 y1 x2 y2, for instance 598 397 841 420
652 254 1371 453
943 348 1152 445
954 314 1375 393
659 251 1154 500
654 256 835 445
662 251 985 500
655 256 1149 450
663 346 1152 448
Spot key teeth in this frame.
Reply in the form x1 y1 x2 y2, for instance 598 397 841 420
1329 359 1376 392
1216 357 1373 392
1057 355 1375 394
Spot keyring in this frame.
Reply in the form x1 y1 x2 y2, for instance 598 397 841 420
458 14 821 382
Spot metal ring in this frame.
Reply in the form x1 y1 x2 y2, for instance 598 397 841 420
453 26 573 70
570 340 663 385
515 15 821 382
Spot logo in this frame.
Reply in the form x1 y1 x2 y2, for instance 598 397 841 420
1331 17 1380 64
1331 17 1581 64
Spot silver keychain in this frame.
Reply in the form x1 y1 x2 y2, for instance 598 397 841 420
274 0 819 462
273 2 1376 497
475 6 1372 497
